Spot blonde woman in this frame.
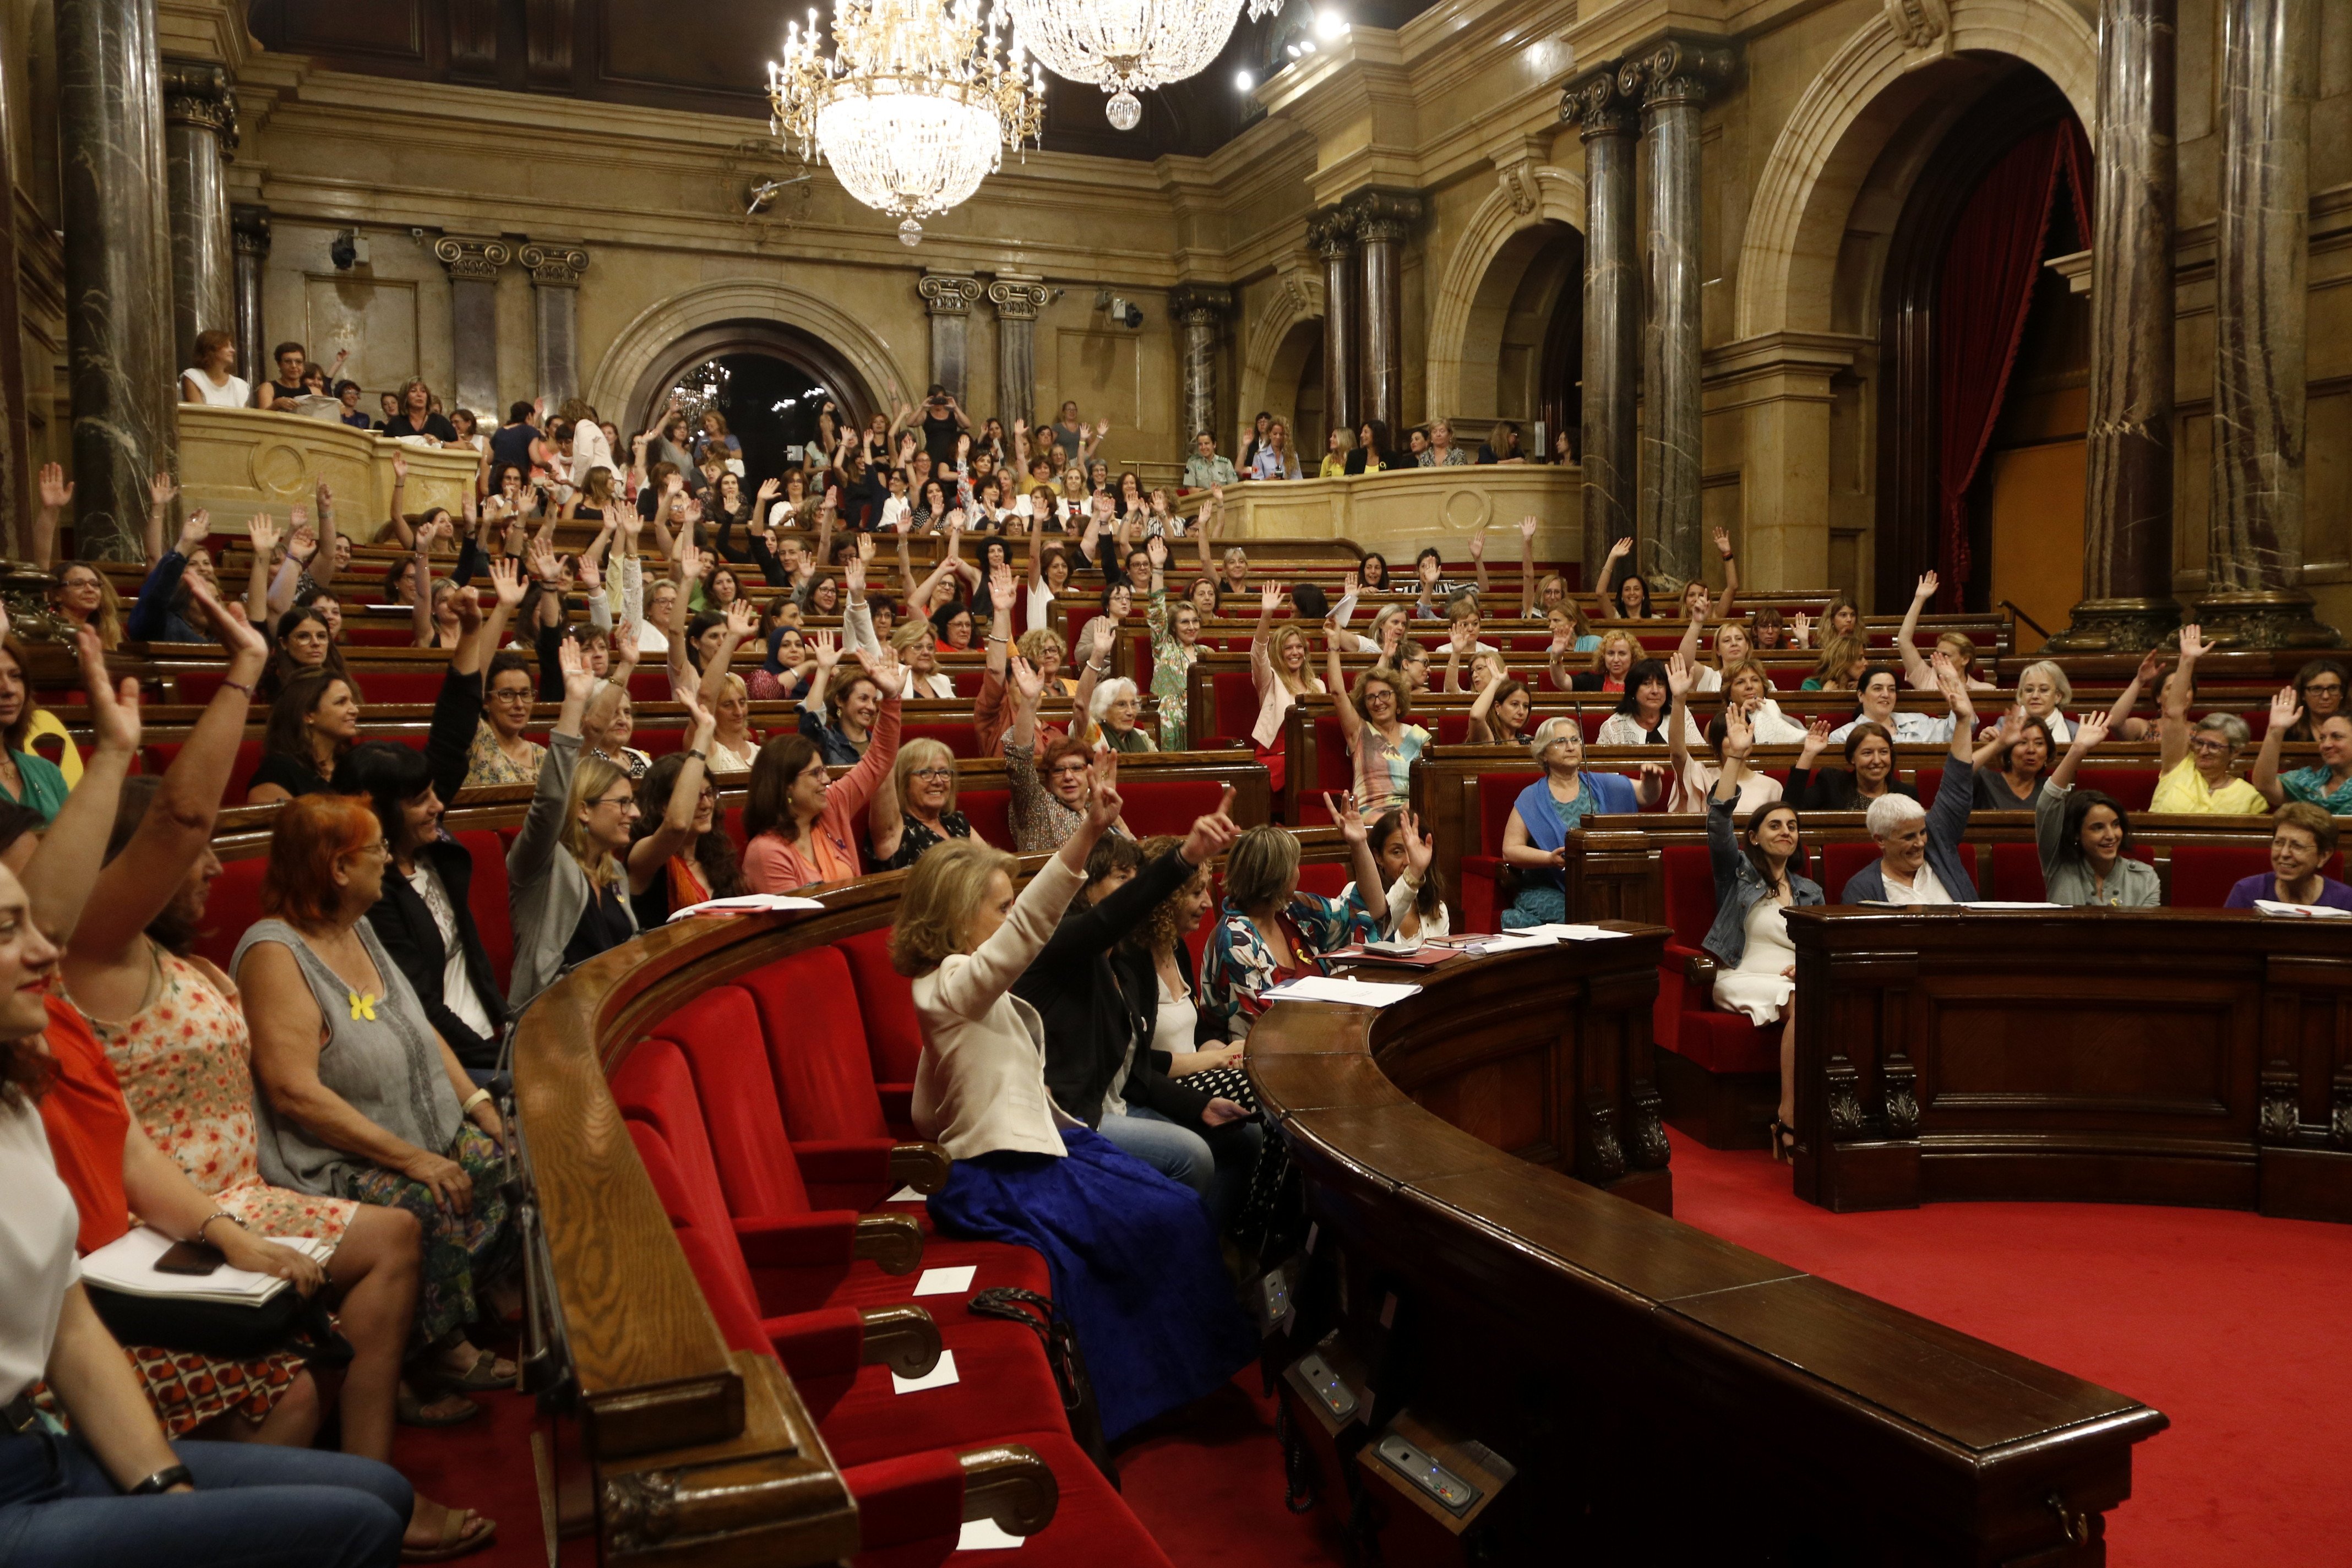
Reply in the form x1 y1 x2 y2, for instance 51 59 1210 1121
1564 629 1639 695
507 640 638 1013
869 737 971 870
1247 582 1325 793
707 672 760 772
896 776 1255 1442
892 620 955 699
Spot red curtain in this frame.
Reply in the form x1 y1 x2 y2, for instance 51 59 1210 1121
1934 119 2093 607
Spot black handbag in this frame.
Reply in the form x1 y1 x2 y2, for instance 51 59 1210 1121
85 1281 355 1370
967 1286 1117 1484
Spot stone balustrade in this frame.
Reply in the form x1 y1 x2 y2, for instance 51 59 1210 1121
175 405 482 534
1186 464 1584 573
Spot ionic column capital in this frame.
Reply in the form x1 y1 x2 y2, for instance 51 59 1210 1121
918 274 983 315
519 242 590 287
986 275 1050 320
433 236 513 282
1625 36 1736 113
1562 62 1636 140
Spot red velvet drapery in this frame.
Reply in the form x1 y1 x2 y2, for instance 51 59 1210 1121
1934 119 2093 607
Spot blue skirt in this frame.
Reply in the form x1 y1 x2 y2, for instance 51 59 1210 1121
928 1127 1259 1442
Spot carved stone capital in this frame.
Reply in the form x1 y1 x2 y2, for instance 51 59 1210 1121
2040 597 2181 654
1276 262 1325 320
1305 208 1355 263
1169 285 1234 328
2259 1077 2299 1145
1886 0 1951 50
917 273 982 316
1342 188 1422 246
433 235 513 282
231 204 271 258
1627 36 1735 112
2186 591 2345 651
161 58 238 152
518 242 590 287
1562 62 1635 140
985 275 1050 321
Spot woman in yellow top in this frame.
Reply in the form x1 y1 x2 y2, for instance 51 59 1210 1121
1319 426 1350 477
2149 624 2269 815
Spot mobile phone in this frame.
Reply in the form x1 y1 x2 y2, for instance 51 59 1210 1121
155 1240 226 1276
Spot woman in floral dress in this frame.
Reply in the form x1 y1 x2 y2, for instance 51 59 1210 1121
1143 537 1202 750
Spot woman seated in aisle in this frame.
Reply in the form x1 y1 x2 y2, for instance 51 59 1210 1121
1893 573 1997 692
1326 640 1427 816
1838 658 1985 903
1247 582 1325 793
1199 804 1390 1039
741 647 903 891
868 738 971 871
1667 655 1792 814
1595 657 1675 746
1564 629 1639 696
1466 668 1534 746
625 716 737 927
1354 805 1444 941
2252 684 2352 815
2279 658 2348 743
1499 718 1659 929
2223 802 2352 912
1702 709 1823 1161
2150 626 2268 815
1091 678 1155 754
2037 711 2162 908
1016 805 1261 1231
236 796 521 1457
894 775 1257 1444
1970 706 2055 809
1785 717 1913 812
246 671 361 805
1828 665 1957 746
1801 633 1869 693
463 650 546 788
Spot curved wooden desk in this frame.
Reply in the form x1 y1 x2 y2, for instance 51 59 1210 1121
1251 926 2167 1564
1788 907 2352 1223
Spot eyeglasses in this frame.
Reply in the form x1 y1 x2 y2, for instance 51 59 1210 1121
591 794 640 812
1048 763 1092 779
489 687 535 704
2189 738 2233 756
908 766 954 782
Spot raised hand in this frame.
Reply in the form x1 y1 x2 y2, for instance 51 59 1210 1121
1792 611 1811 644
1914 569 1939 602
74 625 140 755
842 553 867 594
861 643 905 695
1666 651 1695 699
1468 531 1485 563
558 634 596 700
1401 808 1435 877
1325 791 1368 845
893 506 912 536
1713 525 1734 559
810 629 841 671
38 464 74 511
1179 785 1240 866
1604 536 1632 564
1260 582 1282 615
1418 554 1441 586
1798 715 1831 763
2270 685 2304 735
246 514 282 558
674 541 705 583
725 599 759 641
391 453 409 483
1721 706 1755 761
1010 655 1045 703
1146 535 1168 571
2178 623 2211 662
577 554 602 593
611 620 640 671
2133 644 2166 689
1085 750 1124 832
1449 622 1474 655
289 522 320 562
526 538 560 584
149 471 178 509
989 562 1016 604
2073 710 2111 750
1996 703 2028 749
1930 648 1962 699
1091 618 1118 665
488 555 527 608
1519 514 1538 541
756 477 780 504
1549 624 1574 656
857 533 877 563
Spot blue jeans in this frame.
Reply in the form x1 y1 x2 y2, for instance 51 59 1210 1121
1097 1107 1264 1233
0 1428 409 1568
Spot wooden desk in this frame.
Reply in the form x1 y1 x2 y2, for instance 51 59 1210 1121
1787 907 2352 1224
1251 923 2168 1564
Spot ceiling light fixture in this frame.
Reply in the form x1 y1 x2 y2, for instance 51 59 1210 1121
1004 0 1283 130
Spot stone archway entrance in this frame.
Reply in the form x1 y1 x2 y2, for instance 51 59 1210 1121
624 319 881 451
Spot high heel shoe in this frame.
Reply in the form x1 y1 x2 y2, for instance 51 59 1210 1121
1767 1120 1797 1164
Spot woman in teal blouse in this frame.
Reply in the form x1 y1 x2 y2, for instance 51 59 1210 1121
0 634 69 821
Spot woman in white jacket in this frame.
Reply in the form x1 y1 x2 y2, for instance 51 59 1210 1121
894 758 1255 1442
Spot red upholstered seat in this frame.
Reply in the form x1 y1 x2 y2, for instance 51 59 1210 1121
1822 842 1878 902
1202 671 1258 744
901 722 981 759
960 789 1011 851
194 857 268 973
1432 714 1472 745
1654 845 1778 1077
2170 843 2342 908
835 929 924 1137
1915 767 1942 811
2080 765 2158 812
737 949 903 1202
451 830 514 994
1116 780 1227 837
146 739 262 788
1460 771 1539 932
1989 842 2046 900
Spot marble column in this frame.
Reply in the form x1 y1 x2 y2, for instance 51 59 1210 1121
1631 39 1732 592
57 0 178 560
231 204 269 391
1169 286 1232 448
519 242 589 410
1565 61 1638 582
434 237 511 422
0 97 26 553
917 273 982 401
160 58 235 377
1344 190 1420 436
986 273 1049 430
1307 209 1357 439
2049 0 2183 652
2199 0 2339 646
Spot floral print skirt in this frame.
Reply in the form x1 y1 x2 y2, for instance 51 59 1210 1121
339 1124 518 1347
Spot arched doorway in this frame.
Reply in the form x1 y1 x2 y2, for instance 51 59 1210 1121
624 319 880 458
1449 220 1582 454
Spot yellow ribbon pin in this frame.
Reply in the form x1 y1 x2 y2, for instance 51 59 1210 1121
347 990 378 1022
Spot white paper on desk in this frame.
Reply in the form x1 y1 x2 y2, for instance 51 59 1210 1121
1266 976 1421 1008
667 894 825 922
1518 923 1632 941
1956 901 2064 910
1460 932 1559 952
892 1348 960 1393
913 1265 976 1297
886 1185 926 1204
2255 899 2352 919
956 1517 1026 1550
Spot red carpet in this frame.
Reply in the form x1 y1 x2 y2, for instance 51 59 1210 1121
1115 1372 1351 1566
390 1384 560 1568
1666 1130 2352 1566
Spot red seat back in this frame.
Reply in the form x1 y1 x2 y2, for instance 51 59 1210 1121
147 739 263 790
834 928 923 1090
902 722 981 759
1915 766 1942 811
2079 766 2157 812
1823 842 1879 901
960 788 1011 850
1118 780 1231 837
451 830 514 994
1431 714 1472 745
1309 715 1353 792
625 1121 768 1355
1207 671 1259 742
608 1039 742 1234
1477 772 1540 856
195 857 268 973
646 989 815 1218
2169 842 2341 908
1989 842 2046 900
352 671 445 705
1659 846 1716 950
737 948 891 1144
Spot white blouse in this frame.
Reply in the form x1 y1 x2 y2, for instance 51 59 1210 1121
181 368 252 407
0 1094 82 1404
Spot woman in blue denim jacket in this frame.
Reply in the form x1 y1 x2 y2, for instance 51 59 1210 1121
1702 708 1822 1162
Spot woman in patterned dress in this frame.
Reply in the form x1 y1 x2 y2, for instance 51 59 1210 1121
51 591 496 1557
1197 807 1389 1041
1142 536 1202 750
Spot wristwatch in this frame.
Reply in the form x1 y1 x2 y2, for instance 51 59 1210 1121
128 1464 193 1496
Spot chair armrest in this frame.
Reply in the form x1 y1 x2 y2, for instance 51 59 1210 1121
1461 853 1505 880
853 1212 925 1275
732 1210 863 1268
1664 939 1718 988
857 1303 943 1378
839 1443 1059 1551
791 1137 952 1194
959 1444 1059 1537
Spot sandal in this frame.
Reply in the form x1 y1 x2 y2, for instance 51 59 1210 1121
1768 1120 1798 1164
401 1505 497 1563
396 1382 479 1428
439 1346 518 1390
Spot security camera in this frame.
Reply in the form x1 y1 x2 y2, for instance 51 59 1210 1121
329 231 362 270
1111 296 1144 329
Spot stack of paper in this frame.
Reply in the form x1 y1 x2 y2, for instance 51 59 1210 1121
1515 923 1633 941
1266 976 1422 1008
81 1227 334 1304
2254 900 2351 919
668 893 826 922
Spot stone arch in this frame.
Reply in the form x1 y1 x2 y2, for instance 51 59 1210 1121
1424 165 1584 420
1734 0 2096 341
1236 274 1324 448
586 277 917 437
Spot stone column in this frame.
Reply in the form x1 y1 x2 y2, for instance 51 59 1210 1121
160 58 235 377
1630 40 1732 591
917 273 982 401
1307 209 1357 439
1169 286 1232 448
519 242 589 410
2049 0 2184 652
231 204 269 390
0 101 26 552
57 0 177 560
2198 0 2339 646
1344 190 1420 435
1565 62 1638 581
434 237 511 422
986 273 1049 430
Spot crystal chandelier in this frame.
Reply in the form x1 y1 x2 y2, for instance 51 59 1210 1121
770 0 1044 247
1006 0 1282 130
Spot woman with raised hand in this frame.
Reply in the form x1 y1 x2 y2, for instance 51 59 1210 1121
1837 655 1983 904
896 764 1257 1442
1326 632 1428 817
1466 665 1534 747
1785 716 1913 813
1894 571 1996 692
1499 717 1658 930
505 638 639 1011
1247 581 1325 794
1702 707 1823 1161
2252 684 2352 814
1969 704 2055 810
2150 625 2268 815
742 646 904 891
1827 665 1956 747
1667 653 1784 815
2037 711 2162 908
1355 805 1445 941
624 687 737 927
2279 658 2348 743
1198 803 1389 1039
1144 535 1204 749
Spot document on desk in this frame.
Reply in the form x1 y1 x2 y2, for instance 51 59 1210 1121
1955 901 2064 910
1266 976 1423 1008
2255 899 2351 919
1515 923 1634 941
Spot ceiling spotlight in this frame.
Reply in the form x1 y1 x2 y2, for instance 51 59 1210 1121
1313 9 1347 39
1234 69 1254 90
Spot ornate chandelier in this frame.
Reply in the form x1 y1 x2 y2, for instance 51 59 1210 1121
1006 0 1282 130
770 0 1044 246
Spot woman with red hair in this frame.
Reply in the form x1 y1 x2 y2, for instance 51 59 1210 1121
235 794 520 1437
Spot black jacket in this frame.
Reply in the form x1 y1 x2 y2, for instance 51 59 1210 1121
359 662 508 1066
1785 767 1919 814
1014 846 1212 1130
